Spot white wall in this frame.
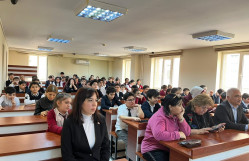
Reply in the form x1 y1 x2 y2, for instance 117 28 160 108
0 20 8 91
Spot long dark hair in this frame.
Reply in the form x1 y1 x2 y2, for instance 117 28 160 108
162 94 182 116
70 87 100 125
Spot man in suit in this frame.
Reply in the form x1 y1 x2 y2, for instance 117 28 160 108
214 88 249 131
241 93 249 113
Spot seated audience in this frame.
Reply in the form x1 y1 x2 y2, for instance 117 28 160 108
181 88 190 97
54 77 63 87
115 92 144 148
184 94 225 135
101 86 122 116
6 73 14 87
215 88 249 131
183 86 204 107
159 85 167 98
126 79 135 92
60 72 64 79
142 89 161 118
34 85 58 116
73 74 78 80
120 84 127 95
100 79 106 96
89 74 94 81
124 78 129 86
141 94 191 161
90 79 103 99
64 78 78 93
24 82 44 105
131 85 138 92
47 93 72 134
211 88 224 104
33 78 45 94
241 93 249 113
61 87 110 161
75 77 82 89
115 77 121 85
9 77 20 87
133 88 146 105
167 84 172 89
45 75 54 88
80 78 87 88
96 76 99 80
106 77 115 87
136 79 143 89
114 84 123 101
0 87 20 109
15 81 29 93
141 85 150 100
61 76 66 87
166 88 171 95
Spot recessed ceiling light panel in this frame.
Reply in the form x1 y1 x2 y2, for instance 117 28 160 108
124 46 147 52
75 0 127 22
38 46 54 51
192 30 234 41
47 35 71 43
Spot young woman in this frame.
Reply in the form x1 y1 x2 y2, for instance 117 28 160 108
61 87 110 161
141 94 191 161
34 85 58 116
54 77 63 87
64 78 78 93
47 93 72 134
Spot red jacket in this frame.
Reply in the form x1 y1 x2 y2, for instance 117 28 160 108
47 109 71 134
135 96 146 105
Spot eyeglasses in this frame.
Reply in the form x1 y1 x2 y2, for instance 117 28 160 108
126 99 135 102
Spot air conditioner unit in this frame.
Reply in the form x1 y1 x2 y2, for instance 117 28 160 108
75 59 90 65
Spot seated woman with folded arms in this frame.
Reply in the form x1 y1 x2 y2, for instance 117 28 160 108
184 94 225 135
47 93 72 134
141 94 191 161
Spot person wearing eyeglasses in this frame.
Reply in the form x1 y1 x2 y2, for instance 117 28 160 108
115 92 144 149
142 89 161 118
184 94 225 135
141 94 191 161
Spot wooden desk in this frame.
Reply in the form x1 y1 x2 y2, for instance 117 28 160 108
0 132 61 161
160 129 249 161
123 119 148 161
0 115 47 136
0 105 35 117
103 109 118 136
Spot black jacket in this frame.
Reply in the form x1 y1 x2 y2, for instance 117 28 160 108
45 80 54 88
5 80 12 87
100 95 122 116
61 115 110 161
184 104 214 129
141 101 160 118
214 101 248 131
115 92 123 101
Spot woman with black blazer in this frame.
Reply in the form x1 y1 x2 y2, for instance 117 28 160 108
61 87 110 161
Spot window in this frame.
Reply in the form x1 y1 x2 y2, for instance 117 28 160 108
220 52 249 93
150 56 180 89
29 55 47 81
122 59 131 82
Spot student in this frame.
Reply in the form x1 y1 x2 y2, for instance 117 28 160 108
211 88 224 104
181 88 190 97
15 81 29 93
60 72 64 78
166 88 171 95
80 78 87 88
106 77 115 87
159 85 167 98
114 84 123 101
184 94 225 135
100 79 107 96
61 87 110 161
47 93 72 134
124 78 129 86
24 82 44 105
54 77 63 87
61 76 66 87
34 85 58 116
136 79 143 89
120 84 127 95
133 88 146 105
141 85 150 100
171 87 181 96
115 92 144 148
89 75 94 81
96 76 99 80
90 79 103 99
241 93 249 113
141 94 191 161
101 86 122 116
221 92 227 103
126 80 135 92
33 78 45 94
75 77 82 88
45 75 54 88
6 73 14 87
167 84 172 89
0 87 20 109
73 74 78 79
142 89 161 118
64 78 78 93
131 85 138 92
20 75 25 81
115 77 121 85
9 77 20 87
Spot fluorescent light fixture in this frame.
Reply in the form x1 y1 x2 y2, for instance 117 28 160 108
124 46 147 52
93 53 107 56
192 30 234 41
75 0 127 22
47 35 71 43
38 46 54 51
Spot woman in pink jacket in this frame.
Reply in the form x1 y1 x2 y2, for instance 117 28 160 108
47 93 72 134
141 94 191 161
